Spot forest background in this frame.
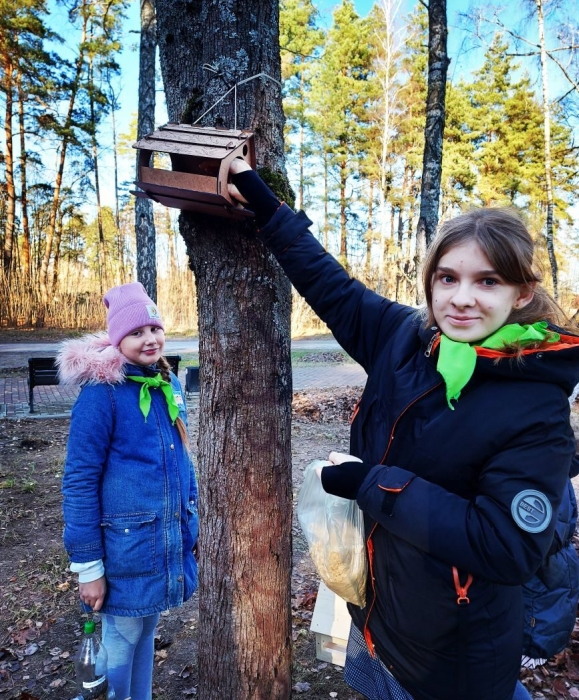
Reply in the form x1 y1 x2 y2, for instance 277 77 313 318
1 0 579 336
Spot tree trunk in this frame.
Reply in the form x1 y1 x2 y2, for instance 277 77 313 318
323 143 329 250
39 16 87 304
16 72 31 279
535 0 558 298
52 208 64 290
156 2 293 698
376 0 398 295
416 0 448 264
3 58 15 275
135 0 157 300
298 68 305 211
365 179 374 275
88 56 107 294
107 77 121 232
339 155 347 263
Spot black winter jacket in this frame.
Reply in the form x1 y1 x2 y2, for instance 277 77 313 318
258 205 579 700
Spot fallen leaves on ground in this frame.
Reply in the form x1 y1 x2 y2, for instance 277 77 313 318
293 388 360 423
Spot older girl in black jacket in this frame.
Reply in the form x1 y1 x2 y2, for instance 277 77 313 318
228 160 579 700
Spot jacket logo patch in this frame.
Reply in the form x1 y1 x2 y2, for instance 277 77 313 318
511 490 552 533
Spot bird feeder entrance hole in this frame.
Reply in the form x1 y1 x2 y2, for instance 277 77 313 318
131 123 256 219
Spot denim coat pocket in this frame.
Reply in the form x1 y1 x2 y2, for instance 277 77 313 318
101 512 158 578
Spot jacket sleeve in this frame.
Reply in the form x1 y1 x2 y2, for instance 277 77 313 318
62 385 114 563
356 401 574 585
257 204 415 371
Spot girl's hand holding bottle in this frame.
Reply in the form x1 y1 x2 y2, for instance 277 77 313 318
79 577 107 612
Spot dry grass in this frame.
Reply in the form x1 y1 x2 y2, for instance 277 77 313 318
0 268 198 334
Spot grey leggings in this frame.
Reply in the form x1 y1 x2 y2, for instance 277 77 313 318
101 612 160 700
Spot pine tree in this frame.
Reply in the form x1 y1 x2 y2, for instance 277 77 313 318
309 0 375 264
280 0 323 210
464 36 552 206
38 0 127 303
0 0 55 277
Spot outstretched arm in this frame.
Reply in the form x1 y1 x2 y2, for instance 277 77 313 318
227 161 414 371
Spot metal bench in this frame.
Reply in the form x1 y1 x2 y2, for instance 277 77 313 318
185 366 199 394
27 357 59 413
165 355 181 375
27 354 182 413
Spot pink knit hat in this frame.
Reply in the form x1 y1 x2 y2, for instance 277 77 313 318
103 282 165 347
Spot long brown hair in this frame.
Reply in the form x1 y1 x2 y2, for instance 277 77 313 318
421 207 569 330
157 355 190 450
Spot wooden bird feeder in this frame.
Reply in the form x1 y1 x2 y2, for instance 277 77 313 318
131 123 256 219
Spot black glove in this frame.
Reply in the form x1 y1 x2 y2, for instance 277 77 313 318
321 461 374 500
231 170 281 228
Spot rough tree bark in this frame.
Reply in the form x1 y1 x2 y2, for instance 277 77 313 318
135 0 157 300
3 57 15 275
155 1 293 698
16 72 31 279
88 55 107 294
415 0 449 281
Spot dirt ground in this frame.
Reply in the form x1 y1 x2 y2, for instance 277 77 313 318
0 382 365 700
1 381 579 699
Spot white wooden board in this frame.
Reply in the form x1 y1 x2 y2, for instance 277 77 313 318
310 582 351 666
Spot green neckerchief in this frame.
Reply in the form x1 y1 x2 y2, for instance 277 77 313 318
437 321 560 410
126 374 180 424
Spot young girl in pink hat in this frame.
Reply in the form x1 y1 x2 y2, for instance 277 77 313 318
58 282 198 700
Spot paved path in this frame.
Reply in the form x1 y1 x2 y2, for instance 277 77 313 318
0 338 342 368
0 340 366 419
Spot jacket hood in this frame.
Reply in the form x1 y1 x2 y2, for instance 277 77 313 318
56 332 127 385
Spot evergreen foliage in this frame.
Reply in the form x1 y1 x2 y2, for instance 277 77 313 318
1 0 578 327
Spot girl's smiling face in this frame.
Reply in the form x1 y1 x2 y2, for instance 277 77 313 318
431 240 535 343
119 325 165 366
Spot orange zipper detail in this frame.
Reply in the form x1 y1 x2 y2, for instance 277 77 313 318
379 382 443 465
362 380 442 656
452 566 473 605
476 340 578 359
350 398 362 425
378 481 412 494
363 524 379 657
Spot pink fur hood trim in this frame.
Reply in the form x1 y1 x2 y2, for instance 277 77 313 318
56 332 127 385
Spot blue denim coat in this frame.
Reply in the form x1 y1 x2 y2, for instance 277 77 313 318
61 345 198 617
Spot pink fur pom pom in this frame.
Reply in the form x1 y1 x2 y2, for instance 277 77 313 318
56 332 127 385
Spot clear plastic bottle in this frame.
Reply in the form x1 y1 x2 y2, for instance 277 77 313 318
73 619 115 700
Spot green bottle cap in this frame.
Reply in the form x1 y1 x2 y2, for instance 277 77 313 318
84 620 96 634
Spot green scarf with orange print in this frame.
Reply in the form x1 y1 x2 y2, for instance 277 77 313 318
437 321 559 410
